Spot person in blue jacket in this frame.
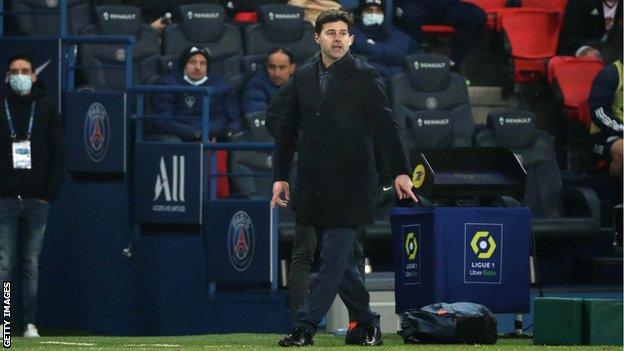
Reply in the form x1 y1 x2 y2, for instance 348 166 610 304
394 0 485 69
152 45 242 142
242 47 296 115
351 0 419 82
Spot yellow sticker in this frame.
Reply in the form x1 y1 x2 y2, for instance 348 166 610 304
412 164 426 189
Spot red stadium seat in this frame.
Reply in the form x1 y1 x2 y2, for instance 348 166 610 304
549 56 605 120
462 0 506 30
501 9 561 82
421 24 456 34
234 11 259 23
578 98 593 128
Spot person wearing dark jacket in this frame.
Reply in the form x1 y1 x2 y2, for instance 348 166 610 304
152 46 242 142
272 10 417 347
393 0 486 68
351 0 419 82
242 47 296 115
589 59 623 176
0 54 66 338
558 0 623 62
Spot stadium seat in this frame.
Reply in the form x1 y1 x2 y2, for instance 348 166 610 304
390 54 474 141
79 6 160 90
462 0 505 30
548 56 605 121
475 110 601 237
243 4 316 70
162 3 244 80
420 24 455 34
228 111 274 199
9 0 92 36
500 9 561 83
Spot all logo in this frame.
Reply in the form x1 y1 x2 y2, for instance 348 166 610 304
228 211 255 272
83 102 109 162
154 156 185 202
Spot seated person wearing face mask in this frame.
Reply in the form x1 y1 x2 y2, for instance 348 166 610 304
152 45 242 142
351 0 419 83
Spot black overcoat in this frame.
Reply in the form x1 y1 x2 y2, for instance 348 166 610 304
272 52 409 228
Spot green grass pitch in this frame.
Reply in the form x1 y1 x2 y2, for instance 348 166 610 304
7 333 622 350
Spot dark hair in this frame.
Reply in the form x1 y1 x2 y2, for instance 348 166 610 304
7 53 33 71
266 47 294 65
314 9 354 35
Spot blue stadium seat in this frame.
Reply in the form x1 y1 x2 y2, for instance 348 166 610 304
228 111 274 199
162 3 244 80
243 4 316 72
391 54 474 148
475 110 601 237
79 5 160 90
9 0 91 36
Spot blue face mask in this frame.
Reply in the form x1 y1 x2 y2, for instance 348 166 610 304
9 74 33 96
362 13 384 26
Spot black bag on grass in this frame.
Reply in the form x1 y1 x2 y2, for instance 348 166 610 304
401 302 497 344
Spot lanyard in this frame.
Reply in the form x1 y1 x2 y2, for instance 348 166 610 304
4 99 36 141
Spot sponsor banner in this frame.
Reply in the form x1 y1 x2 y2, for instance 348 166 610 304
402 224 421 285
135 142 202 225
464 223 503 284
66 92 126 173
207 200 276 286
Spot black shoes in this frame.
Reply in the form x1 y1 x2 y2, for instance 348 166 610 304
345 322 383 346
278 326 314 347
345 321 365 345
361 325 383 346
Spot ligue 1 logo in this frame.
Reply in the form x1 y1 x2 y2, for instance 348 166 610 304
227 211 255 272
84 103 109 163
115 48 126 62
46 0 58 8
187 11 194 19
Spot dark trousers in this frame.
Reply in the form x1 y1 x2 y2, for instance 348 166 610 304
293 227 379 333
288 225 366 323
396 1 486 65
0 197 49 325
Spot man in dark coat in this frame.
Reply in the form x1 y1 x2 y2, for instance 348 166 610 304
271 9 417 347
558 0 623 63
0 54 66 338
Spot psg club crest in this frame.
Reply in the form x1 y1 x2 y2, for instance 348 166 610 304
227 211 255 272
84 102 110 162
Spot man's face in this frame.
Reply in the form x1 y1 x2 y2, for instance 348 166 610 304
7 59 36 84
266 52 295 87
184 54 208 81
314 20 354 63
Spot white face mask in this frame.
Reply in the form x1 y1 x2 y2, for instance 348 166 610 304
362 13 384 26
184 75 208 86
9 74 33 95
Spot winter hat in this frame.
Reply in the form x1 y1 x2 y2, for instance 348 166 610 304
178 45 210 70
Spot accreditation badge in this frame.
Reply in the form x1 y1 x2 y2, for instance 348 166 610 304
12 140 32 169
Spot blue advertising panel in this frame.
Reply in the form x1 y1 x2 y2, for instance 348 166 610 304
134 142 203 225
205 200 278 289
391 207 531 313
66 92 126 173
0 38 60 106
